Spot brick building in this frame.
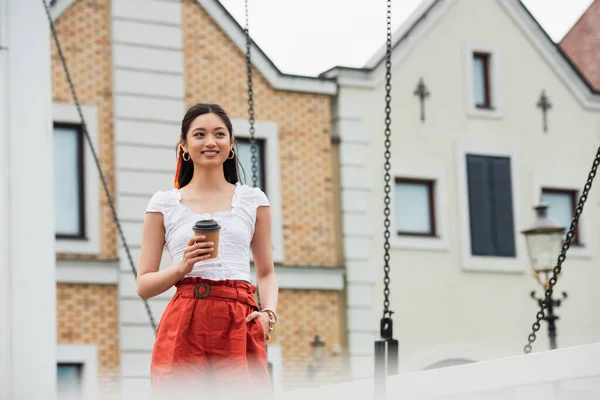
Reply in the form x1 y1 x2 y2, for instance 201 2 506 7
49 0 346 396
51 0 120 395
560 0 600 92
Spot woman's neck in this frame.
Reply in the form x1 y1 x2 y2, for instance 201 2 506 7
185 165 231 192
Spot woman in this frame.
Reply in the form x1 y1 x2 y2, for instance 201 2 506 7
136 103 278 396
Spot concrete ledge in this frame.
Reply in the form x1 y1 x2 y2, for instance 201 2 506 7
56 258 119 284
253 266 345 291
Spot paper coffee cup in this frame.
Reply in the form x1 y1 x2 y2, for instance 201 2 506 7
192 219 221 259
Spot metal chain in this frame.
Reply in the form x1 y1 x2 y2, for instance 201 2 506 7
382 0 393 320
245 0 259 189
42 0 157 332
524 146 600 353
244 0 262 311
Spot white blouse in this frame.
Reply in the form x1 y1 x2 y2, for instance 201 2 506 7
145 183 270 283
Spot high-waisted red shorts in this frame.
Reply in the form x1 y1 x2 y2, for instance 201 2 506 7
150 277 270 395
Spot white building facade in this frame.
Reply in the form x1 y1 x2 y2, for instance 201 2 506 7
324 0 600 379
1 0 57 398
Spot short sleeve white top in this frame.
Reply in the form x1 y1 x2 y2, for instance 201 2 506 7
145 183 270 283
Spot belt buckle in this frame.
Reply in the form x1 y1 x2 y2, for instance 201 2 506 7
194 282 211 299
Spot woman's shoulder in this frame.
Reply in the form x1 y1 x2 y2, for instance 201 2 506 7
146 189 180 214
235 183 270 208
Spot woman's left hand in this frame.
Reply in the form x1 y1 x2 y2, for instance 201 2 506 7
246 311 270 336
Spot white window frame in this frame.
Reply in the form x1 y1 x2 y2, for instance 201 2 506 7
231 119 284 263
532 173 593 259
463 43 503 119
56 344 98 400
53 103 101 255
455 139 526 273
390 164 448 251
267 344 283 395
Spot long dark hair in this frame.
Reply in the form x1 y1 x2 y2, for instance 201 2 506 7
174 103 241 189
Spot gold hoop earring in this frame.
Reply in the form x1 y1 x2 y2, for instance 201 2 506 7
228 150 235 160
182 152 191 161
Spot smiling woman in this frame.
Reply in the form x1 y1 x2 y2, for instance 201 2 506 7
136 103 279 396
174 104 241 190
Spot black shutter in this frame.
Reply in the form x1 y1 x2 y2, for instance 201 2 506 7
466 155 495 255
489 157 516 257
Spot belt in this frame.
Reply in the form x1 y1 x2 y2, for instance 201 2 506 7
175 278 258 309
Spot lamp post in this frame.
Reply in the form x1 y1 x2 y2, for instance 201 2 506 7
311 335 325 360
521 201 567 350
308 335 326 383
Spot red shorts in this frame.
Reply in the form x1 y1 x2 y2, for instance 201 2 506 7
150 277 270 396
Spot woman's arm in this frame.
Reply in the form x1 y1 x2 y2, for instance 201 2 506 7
136 212 214 300
250 206 279 318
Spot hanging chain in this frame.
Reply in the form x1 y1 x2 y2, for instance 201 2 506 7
244 0 262 311
42 0 157 332
524 146 600 353
382 0 393 321
245 0 258 189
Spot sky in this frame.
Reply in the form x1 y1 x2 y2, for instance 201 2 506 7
218 0 594 77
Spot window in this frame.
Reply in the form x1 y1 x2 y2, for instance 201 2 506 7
57 363 83 398
231 119 284 262
464 44 502 119
57 344 98 398
53 103 101 255
473 52 491 109
54 123 85 239
541 188 579 245
394 178 436 237
236 138 266 192
466 155 515 257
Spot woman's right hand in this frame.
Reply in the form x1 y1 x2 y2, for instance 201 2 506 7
177 236 214 276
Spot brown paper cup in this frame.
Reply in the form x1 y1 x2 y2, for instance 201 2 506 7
194 230 220 259
192 219 221 259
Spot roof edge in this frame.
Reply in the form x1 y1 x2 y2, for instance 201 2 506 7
197 0 336 95
514 0 599 95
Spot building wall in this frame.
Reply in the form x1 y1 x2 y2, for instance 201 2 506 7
181 0 345 390
331 137 345 267
51 0 120 390
57 284 120 391
109 0 189 394
335 0 600 378
560 0 600 92
372 0 600 363
2 0 57 396
100 0 345 393
51 0 116 261
274 290 348 390
182 0 337 268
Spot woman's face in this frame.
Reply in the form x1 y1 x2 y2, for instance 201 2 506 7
182 113 233 168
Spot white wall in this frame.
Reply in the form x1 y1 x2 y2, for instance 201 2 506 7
335 0 600 377
283 343 600 399
0 0 56 398
111 0 187 392
0 0 9 394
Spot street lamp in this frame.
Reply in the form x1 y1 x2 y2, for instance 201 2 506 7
310 335 326 361
521 201 568 350
308 335 326 383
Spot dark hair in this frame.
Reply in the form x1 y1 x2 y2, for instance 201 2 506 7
176 103 242 189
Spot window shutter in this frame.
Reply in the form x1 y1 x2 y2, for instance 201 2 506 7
490 157 516 257
466 155 495 255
